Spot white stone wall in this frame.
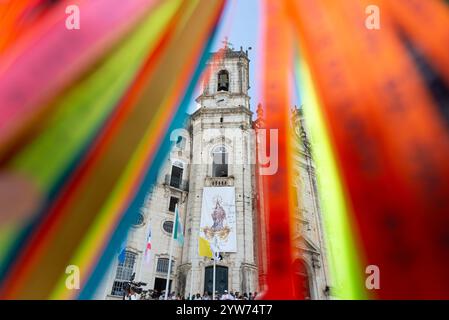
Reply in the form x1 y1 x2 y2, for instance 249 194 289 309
292 110 330 299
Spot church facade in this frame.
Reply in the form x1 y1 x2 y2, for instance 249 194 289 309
96 45 330 300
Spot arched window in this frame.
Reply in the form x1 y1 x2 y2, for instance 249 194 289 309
217 70 229 92
212 145 228 177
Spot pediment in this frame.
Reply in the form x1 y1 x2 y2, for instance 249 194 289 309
293 234 320 254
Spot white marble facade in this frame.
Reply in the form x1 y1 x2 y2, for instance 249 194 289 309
96 45 330 300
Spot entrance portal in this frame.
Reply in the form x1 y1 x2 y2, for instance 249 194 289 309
154 277 172 296
293 259 311 299
204 266 228 294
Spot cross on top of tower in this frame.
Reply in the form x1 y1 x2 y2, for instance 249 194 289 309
221 37 233 50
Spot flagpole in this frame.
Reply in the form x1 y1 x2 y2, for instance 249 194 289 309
140 219 151 274
212 254 216 300
212 235 218 300
165 205 177 300
189 266 194 299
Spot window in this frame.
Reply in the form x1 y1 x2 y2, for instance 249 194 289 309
134 213 144 226
111 251 136 296
168 196 179 212
217 70 229 92
163 220 174 234
157 257 174 273
212 145 228 177
170 165 183 189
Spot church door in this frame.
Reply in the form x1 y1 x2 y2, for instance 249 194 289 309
204 266 228 294
293 259 311 299
154 277 172 295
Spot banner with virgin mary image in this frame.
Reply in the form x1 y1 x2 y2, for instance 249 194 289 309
199 187 237 253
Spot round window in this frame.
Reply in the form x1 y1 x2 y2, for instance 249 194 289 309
134 213 144 226
163 220 174 234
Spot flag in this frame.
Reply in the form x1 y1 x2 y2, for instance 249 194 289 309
144 227 152 263
173 205 184 245
199 237 213 258
210 236 220 261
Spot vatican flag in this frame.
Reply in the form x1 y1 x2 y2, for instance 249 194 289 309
198 236 213 258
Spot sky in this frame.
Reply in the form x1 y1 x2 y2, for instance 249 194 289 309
187 0 261 114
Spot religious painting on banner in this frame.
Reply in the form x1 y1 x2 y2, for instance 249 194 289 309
199 187 237 253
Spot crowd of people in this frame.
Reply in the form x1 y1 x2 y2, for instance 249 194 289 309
133 289 258 300
186 290 258 300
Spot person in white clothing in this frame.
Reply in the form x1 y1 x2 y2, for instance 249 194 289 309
221 290 232 300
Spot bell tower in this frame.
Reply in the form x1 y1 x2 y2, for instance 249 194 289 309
196 39 251 110
180 41 258 297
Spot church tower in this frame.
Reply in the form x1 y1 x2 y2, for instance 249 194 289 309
178 42 258 296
